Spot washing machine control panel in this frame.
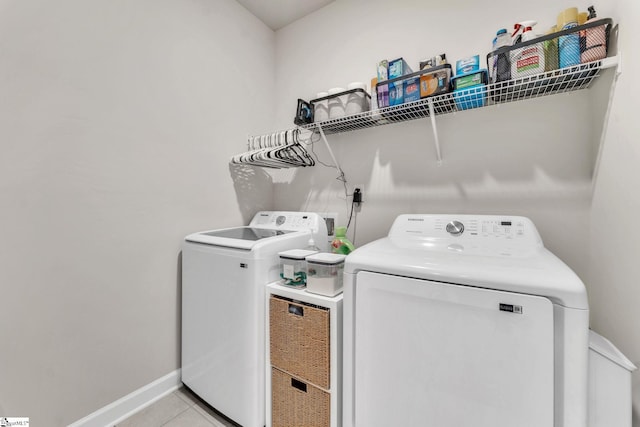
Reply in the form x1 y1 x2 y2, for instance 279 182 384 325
250 211 324 232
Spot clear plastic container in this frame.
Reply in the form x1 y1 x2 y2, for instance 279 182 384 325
306 253 346 296
279 249 318 287
327 87 346 119
313 92 329 122
346 82 369 116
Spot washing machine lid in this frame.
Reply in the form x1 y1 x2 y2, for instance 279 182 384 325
184 211 328 251
345 214 588 309
186 226 298 249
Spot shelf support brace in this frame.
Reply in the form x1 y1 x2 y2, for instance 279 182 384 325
616 51 623 78
316 124 345 175
592 53 622 191
428 99 443 166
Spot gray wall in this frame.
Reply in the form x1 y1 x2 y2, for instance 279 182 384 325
0 0 274 425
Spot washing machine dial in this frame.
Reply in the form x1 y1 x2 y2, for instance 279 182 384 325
446 220 464 236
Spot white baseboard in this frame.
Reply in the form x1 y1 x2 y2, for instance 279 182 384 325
68 369 182 427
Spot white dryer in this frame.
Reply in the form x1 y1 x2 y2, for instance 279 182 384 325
182 211 327 427
343 214 589 427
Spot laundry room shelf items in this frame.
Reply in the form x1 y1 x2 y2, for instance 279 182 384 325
237 55 618 167
306 56 618 133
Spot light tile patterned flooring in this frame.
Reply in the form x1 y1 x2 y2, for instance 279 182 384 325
115 387 238 427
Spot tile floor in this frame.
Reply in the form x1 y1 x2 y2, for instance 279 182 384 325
115 387 238 427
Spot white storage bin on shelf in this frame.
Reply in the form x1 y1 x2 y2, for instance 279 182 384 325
306 253 346 297
279 249 318 287
312 87 371 123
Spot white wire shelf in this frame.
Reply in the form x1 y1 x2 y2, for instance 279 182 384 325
254 57 618 139
240 55 618 167
295 56 617 136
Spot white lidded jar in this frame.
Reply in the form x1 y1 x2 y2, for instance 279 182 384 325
305 253 346 296
327 87 346 119
314 91 329 123
278 249 319 287
345 81 369 116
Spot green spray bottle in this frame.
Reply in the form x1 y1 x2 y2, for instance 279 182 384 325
331 226 355 255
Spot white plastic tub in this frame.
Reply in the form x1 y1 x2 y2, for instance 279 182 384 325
306 253 346 296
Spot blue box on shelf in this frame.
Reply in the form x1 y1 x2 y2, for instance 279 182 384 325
451 69 488 110
388 58 412 79
455 55 480 75
387 58 413 106
403 77 421 103
389 81 404 106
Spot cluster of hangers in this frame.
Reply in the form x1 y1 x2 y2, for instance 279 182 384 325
230 128 316 169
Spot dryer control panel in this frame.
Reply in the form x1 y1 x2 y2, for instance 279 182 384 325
439 218 526 239
389 214 542 248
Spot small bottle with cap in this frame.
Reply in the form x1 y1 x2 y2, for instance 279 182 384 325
306 238 321 252
580 6 607 63
491 28 512 83
331 226 355 255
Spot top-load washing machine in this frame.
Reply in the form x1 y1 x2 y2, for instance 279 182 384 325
343 214 590 427
182 211 328 427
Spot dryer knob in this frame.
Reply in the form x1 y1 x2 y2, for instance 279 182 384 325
446 220 465 236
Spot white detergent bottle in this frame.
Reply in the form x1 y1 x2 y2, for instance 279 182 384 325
491 29 512 83
510 24 546 78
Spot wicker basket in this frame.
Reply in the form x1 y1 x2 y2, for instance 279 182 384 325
270 295 330 389
271 367 330 427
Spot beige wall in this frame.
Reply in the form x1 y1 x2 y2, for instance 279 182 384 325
590 0 640 424
0 0 274 425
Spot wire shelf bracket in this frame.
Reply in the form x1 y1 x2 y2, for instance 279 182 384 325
316 123 344 178
427 99 443 166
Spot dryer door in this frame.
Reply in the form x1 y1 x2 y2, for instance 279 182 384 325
353 271 554 427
